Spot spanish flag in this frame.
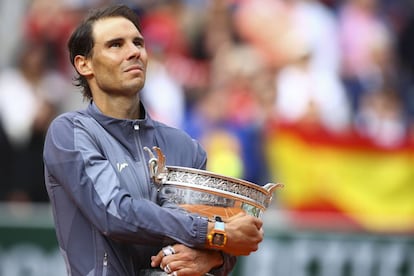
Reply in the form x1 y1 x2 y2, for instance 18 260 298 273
265 121 414 233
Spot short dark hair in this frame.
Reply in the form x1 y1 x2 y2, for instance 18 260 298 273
67 4 142 100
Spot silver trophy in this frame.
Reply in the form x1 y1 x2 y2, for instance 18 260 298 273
144 146 283 219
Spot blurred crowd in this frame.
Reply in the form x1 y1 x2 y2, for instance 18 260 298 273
0 0 414 203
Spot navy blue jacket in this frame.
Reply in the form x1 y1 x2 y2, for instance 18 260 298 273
44 102 236 275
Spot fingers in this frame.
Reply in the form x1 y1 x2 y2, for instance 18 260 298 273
160 260 180 276
164 264 172 274
155 245 213 276
151 245 177 268
161 262 200 276
154 245 190 275
223 215 265 256
162 245 176 257
253 216 264 230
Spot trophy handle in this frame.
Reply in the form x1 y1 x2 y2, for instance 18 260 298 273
143 146 168 189
263 183 284 208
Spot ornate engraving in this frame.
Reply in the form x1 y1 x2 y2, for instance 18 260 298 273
162 186 236 207
167 169 268 207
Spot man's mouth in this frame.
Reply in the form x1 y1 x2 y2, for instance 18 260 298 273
124 64 144 72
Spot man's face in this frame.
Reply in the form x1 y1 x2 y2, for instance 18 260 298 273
87 16 148 97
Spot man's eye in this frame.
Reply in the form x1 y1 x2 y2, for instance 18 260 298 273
110 42 122 48
134 40 144 47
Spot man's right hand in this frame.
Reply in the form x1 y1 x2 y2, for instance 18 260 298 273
207 212 264 256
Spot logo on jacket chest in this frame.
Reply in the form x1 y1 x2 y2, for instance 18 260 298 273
116 162 129 172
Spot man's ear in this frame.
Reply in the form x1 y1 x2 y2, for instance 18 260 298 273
74 55 93 77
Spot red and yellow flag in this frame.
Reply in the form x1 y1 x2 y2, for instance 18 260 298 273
265 122 414 233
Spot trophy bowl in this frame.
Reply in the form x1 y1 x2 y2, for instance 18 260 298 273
144 146 283 219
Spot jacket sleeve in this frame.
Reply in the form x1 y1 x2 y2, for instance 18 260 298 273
43 114 209 248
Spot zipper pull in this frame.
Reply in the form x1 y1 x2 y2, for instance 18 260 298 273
103 252 108 266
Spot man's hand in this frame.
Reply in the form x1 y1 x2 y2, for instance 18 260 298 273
151 244 223 276
219 212 264 256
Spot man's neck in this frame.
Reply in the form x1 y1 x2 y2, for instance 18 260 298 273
93 94 141 120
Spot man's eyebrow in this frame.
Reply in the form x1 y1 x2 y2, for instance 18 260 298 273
103 36 144 46
104 37 124 46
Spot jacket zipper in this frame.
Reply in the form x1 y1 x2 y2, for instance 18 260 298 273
102 252 108 276
133 123 152 198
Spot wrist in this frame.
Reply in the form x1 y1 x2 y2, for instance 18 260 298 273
206 216 227 249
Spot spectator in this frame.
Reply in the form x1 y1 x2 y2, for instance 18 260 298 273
338 0 395 113
274 42 352 133
0 41 69 202
354 88 407 147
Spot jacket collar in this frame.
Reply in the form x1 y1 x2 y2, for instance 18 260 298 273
86 100 155 128
85 101 156 151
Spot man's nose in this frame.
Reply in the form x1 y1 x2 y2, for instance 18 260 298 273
127 42 141 59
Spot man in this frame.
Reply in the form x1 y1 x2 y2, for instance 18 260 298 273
43 4 264 276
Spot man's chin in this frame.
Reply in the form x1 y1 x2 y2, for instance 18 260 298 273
125 80 145 93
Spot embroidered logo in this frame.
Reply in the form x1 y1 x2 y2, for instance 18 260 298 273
117 162 129 172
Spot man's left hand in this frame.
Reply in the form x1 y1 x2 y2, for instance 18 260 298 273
151 244 223 276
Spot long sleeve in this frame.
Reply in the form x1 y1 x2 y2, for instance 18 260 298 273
44 113 209 248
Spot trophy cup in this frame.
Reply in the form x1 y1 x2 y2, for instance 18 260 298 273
144 146 283 219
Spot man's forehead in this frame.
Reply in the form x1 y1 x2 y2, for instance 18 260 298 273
92 17 141 41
